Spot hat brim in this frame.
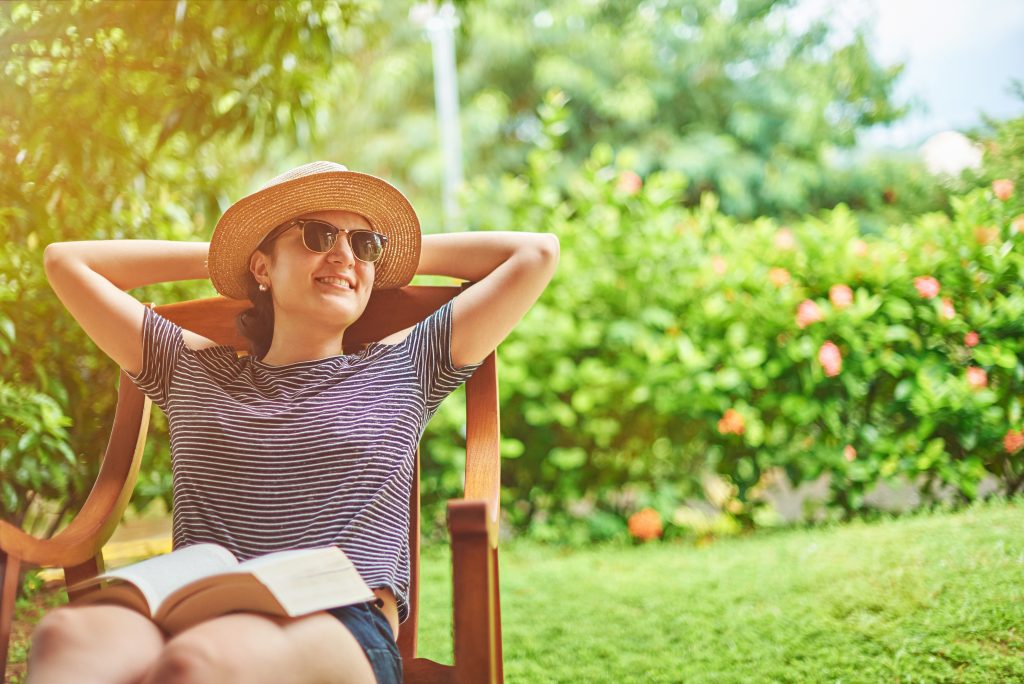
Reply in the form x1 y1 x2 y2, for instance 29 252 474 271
208 171 421 300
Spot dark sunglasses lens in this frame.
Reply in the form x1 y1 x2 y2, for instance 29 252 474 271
351 231 385 262
302 221 338 252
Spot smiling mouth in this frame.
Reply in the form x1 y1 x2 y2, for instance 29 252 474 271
315 276 355 291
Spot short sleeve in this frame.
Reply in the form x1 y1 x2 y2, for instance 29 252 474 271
404 298 485 420
125 306 186 410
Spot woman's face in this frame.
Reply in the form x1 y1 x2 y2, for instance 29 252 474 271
249 209 376 329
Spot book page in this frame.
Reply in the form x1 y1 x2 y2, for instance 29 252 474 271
240 546 375 616
97 543 239 614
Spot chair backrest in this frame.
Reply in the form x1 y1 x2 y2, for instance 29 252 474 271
154 286 466 354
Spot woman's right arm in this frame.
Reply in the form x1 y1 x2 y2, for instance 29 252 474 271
43 240 212 376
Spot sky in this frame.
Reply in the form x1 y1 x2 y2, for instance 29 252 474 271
788 0 1024 151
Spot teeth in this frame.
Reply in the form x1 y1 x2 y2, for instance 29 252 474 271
317 277 352 289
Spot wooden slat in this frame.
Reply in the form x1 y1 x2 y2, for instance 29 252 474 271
463 352 501 547
398 448 422 662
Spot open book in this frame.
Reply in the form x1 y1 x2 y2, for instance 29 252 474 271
69 543 375 634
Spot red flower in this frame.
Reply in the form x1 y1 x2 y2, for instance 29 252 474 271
1004 429 1024 455
617 170 643 195
628 508 663 541
769 267 790 286
964 331 980 347
829 284 853 309
966 366 988 390
717 408 745 435
993 179 1014 201
818 341 842 377
843 445 857 462
796 299 823 329
913 276 940 299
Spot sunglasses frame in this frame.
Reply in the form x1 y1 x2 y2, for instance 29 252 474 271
263 218 388 263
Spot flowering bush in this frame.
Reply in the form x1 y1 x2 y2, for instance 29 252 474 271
419 96 1024 538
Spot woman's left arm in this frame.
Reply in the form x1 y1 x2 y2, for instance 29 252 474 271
416 231 559 367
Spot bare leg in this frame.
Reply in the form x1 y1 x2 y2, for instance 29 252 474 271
140 611 377 684
27 604 165 684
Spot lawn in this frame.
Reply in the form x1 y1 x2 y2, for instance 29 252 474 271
8 498 1023 683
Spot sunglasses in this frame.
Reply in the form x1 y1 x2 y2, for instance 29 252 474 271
265 219 388 263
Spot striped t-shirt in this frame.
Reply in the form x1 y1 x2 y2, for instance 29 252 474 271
127 298 482 623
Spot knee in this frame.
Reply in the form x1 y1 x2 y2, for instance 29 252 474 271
30 607 91 660
148 637 227 684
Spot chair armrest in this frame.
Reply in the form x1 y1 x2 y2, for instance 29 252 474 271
448 350 500 548
0 372 150 566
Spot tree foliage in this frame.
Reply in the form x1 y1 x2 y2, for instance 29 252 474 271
0 0 373 527
327 0 944 227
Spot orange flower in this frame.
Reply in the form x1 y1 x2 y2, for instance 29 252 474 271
617 170 643 195
993 179 1014 201
712 256 727 275
628 507 663 541
1012 216 1024 235
1004 429 1024 455
964 331 980 347
717 408 745 435
843 445 857 462
829 284 853 309
966 366 988 390
851 239 869 258
769 267 790 286
974 226 999 245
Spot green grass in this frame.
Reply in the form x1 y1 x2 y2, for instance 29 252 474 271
414 498 1024 683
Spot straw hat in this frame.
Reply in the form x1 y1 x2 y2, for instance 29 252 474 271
208 161 421 300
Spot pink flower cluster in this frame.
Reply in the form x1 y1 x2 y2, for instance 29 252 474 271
993 179 1014 201
966 367 987 390
796 300 823 329
818 341 842 377
913 276 940 299
617 170 643 195
829 284 853 309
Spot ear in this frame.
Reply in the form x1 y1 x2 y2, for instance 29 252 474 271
250 250 272 282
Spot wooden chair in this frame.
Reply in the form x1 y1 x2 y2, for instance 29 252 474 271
0 285 504 683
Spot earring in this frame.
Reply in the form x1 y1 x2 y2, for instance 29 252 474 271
258 283 269 292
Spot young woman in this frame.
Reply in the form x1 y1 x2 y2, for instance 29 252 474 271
29 161 559 684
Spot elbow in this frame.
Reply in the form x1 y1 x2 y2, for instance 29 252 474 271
530 233 560 268
43 242 69 275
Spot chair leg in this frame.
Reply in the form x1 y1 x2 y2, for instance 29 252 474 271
1 551 21 684
451 530 503 684
489 544 503 684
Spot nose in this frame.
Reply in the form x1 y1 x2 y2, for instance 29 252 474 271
326 230 355 266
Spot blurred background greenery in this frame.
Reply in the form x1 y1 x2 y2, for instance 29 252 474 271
1 0 1021 546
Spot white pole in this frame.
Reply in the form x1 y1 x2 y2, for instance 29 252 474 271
411 2 464 231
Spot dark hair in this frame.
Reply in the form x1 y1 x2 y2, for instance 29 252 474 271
235 236 280 360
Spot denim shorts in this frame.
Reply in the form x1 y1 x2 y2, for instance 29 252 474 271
327 599 403 684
